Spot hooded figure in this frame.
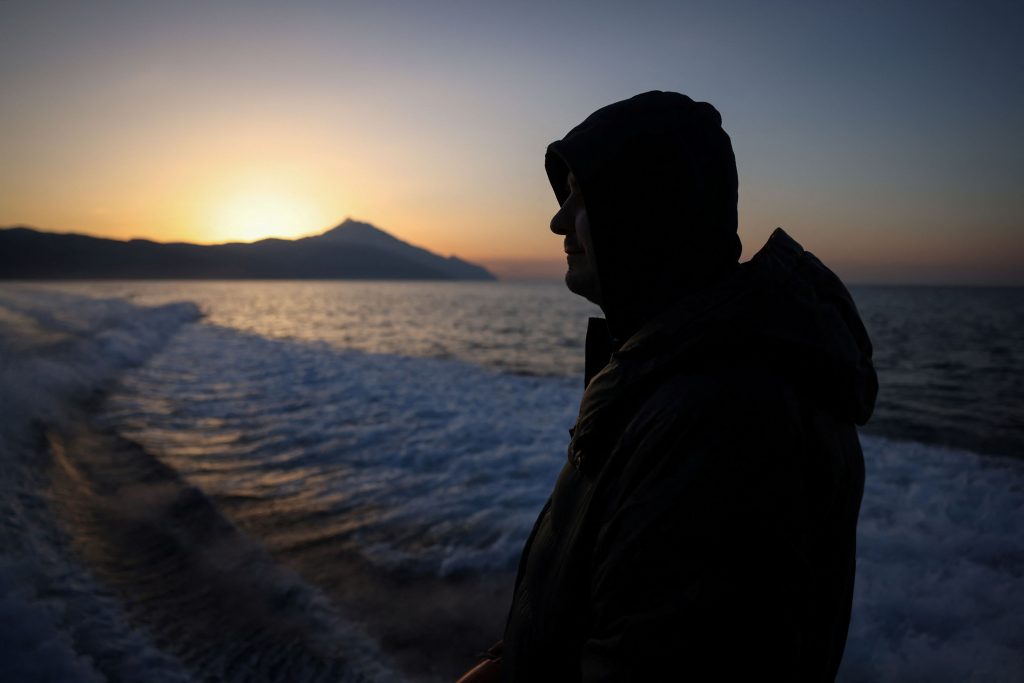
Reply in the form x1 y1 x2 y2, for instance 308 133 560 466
461 92 877 682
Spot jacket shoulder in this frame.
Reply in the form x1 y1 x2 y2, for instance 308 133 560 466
624 361 805 454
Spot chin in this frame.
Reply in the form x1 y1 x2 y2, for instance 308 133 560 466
564 270 601 305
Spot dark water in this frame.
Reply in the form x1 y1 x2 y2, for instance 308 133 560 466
853 286 1024 458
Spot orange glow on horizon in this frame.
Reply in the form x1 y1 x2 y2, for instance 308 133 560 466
198 169 340 244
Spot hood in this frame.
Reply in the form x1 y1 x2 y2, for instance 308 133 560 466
546 91 741 338
570 228 878 469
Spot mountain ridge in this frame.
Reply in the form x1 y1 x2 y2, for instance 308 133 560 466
0 219 496 281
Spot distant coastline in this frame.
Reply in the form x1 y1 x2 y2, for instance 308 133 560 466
0 219 496 281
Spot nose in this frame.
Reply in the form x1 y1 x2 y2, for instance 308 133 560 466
550 198 573 236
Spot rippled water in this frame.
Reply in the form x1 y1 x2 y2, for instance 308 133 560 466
99 320 579 577
2 281 1022 682
50 280 601 377
26 280 1024 458
854 286 1024 457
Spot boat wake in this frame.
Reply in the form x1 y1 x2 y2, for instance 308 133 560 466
2 285 1022 682
0 287 398 682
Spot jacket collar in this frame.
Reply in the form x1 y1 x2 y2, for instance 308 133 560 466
568 229 809 472
569 263 749 472
583 317 615 388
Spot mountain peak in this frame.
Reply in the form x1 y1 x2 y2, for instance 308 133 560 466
318 218 400 245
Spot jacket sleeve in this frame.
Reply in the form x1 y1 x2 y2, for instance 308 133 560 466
580 382 811 681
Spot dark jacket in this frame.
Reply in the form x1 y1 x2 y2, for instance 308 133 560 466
501 93 877 681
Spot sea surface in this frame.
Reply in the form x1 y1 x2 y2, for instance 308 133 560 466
0 281 1022 682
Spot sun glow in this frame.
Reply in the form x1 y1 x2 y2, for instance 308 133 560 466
209 192 323 243
199 168 343 243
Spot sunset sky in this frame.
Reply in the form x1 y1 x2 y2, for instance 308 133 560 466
1 1 1021 283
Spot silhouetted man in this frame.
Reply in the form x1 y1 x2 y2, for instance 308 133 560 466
459 91 877 682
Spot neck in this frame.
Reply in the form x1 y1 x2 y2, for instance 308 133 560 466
600 260 741 344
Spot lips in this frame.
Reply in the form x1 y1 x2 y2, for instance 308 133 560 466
564 240 584 255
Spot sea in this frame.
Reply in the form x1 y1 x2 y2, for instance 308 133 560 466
0 281 1021 682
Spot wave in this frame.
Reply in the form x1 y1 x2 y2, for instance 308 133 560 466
841 435 1024 682
45 424 397 682
3 285 1022 682
0 287 202 443
0 288 399 682
102 318 1023 682
0 288 203 681
99 319 580 579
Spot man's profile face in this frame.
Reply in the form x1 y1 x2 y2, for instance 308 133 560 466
550 172 601 305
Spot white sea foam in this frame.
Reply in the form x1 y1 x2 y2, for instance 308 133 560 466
840 435 1024 682
0 287 203 681
0 289 402 681
0 287 202 440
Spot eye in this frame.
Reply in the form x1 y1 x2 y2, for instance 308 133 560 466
567 174 581 198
